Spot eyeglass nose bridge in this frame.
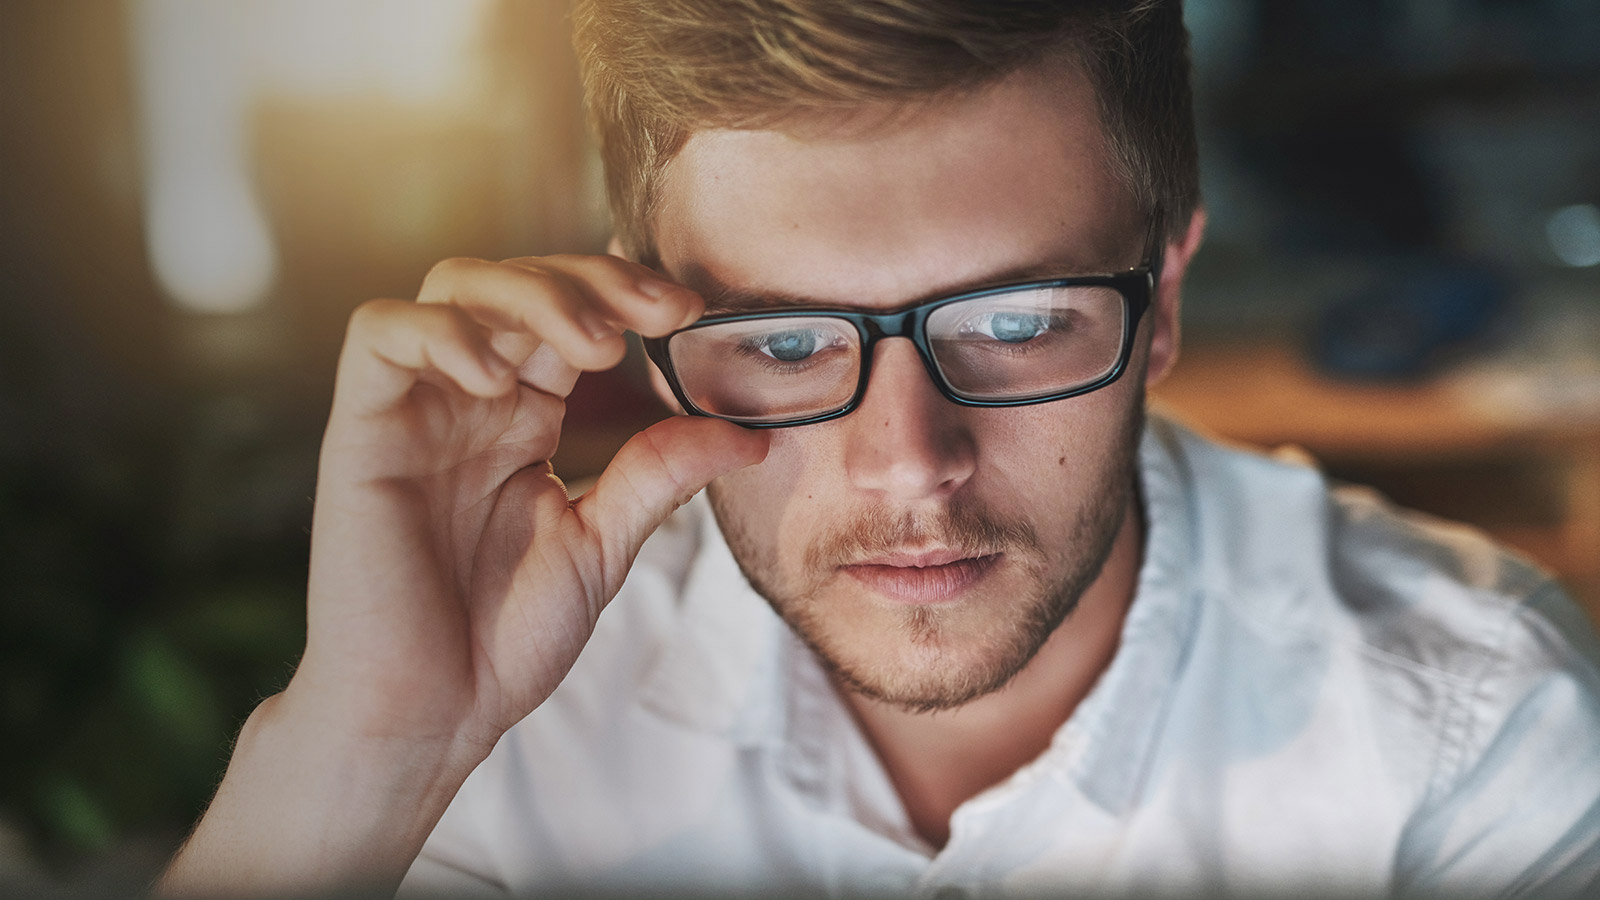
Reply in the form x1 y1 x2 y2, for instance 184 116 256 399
858 307 918 340
852 306 953 403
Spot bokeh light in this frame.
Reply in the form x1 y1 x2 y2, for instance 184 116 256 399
1547 203 1600 268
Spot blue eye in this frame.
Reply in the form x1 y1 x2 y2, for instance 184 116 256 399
762 330 819 361
979 312 1047 343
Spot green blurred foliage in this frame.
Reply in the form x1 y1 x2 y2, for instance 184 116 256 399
1 459 309 867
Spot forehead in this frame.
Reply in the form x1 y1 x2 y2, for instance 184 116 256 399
653 64 1140 309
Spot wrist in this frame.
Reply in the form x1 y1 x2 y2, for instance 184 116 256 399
278 647 503 768
253 679 493 840
160 687 490 897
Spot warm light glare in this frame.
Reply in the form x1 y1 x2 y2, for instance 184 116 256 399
136 0 277 314
146 163 280 316
134 0 497 314
1546 204 1600 269
254 0 497 104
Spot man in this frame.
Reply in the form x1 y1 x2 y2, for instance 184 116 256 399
161 1 1600 897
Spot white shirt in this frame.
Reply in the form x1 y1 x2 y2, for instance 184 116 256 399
400 415 1600 898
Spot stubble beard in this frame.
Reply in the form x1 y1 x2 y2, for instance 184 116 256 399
708 403 1145 714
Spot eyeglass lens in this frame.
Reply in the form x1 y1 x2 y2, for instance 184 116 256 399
665 284 1128 424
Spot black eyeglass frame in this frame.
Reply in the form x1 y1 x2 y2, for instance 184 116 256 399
642 214 1166 428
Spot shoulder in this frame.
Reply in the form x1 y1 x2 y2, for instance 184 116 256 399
1146 414 1600 685
1149 415 1600 881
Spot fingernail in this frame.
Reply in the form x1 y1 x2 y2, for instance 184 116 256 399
637 278 690 302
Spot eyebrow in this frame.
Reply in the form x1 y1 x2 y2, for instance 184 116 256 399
690 258 1127 316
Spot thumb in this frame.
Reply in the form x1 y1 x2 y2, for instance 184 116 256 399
575 415 769 590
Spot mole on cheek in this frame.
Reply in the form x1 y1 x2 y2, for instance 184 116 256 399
1058 456 1066 466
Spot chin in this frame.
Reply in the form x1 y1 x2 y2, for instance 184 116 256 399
779 574 1069 713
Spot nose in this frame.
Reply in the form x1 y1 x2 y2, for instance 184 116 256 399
842 339 976 501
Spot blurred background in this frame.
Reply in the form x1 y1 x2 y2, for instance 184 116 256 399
1 0 1597 891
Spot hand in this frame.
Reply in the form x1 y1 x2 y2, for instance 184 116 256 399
291 254 769 758
161 254 768 897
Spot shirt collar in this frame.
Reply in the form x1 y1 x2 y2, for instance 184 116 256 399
1051 414 1202 814
637 493 793 744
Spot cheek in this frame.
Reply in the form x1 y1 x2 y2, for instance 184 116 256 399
981 394 1121 464
708 380 1141 565
972 386 1140 504
710 429 839 562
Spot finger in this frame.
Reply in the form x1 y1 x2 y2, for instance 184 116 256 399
503 254 704 338
574 416 770 592
492 382 567 465
416 257 627 375
517 342 582 398
333 299 516 417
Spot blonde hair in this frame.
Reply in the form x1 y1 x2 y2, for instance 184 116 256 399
573 0 1199 261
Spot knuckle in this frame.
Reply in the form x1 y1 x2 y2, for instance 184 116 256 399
636 428 682 490
425 304 481 345
431 256 483 278
418 256 487 301
538 252 636 294
513 268 591 321
587 252 656 289
347 297 399 335
541 252 623 272
493 259 562 296
504 262 560 292
458 322 494 356
585 252 638 276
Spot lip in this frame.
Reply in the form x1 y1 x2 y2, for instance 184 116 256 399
840 551 1002 605
852 547 975 568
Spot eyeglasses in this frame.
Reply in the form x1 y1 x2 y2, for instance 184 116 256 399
643 215 1165 428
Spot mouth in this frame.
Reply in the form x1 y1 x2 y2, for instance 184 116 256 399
839 549 1003 605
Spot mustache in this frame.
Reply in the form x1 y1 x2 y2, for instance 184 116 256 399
803 500 1040 572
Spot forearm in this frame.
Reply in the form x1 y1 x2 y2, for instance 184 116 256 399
158 687 486 898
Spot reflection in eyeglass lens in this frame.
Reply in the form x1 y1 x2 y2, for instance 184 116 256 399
665 284 1127 422
928 285 1125 400
670 317 861 421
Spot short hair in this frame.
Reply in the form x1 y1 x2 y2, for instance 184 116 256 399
573 0 1199 261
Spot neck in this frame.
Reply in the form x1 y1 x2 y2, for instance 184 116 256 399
838 492 1145 850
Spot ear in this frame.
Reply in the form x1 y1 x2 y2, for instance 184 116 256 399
1145 207 1206 386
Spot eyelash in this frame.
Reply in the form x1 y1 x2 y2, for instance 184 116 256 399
733 344 807 374
955 313 1074 346
731 335 845 373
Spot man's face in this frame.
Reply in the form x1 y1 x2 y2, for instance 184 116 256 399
652 65 1178 712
